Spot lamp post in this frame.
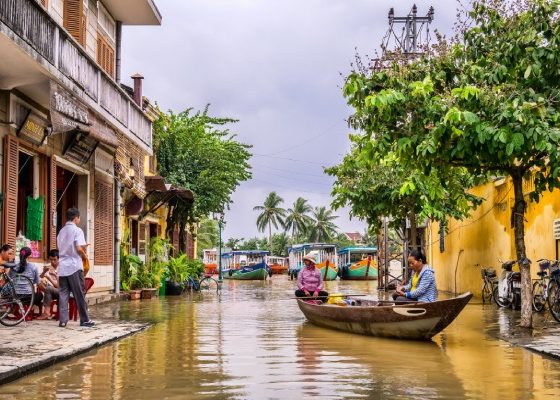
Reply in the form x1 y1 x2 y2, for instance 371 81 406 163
213 211 225 282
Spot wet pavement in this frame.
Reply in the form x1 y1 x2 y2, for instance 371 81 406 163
1 276 560 399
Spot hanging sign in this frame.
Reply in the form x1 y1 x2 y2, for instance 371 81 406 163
17 111 49 146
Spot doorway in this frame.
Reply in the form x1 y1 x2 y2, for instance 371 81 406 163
55 166 79 234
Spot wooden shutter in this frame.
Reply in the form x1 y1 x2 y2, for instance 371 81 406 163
138 222 146 255
64 0 85 45
97 34 115 79
172 228 179 254
39 0 48 7
2 136 19 247
48 157 57 250
94 177 114 265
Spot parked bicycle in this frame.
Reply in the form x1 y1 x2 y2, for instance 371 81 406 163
0 262 35 326
185 274 220 293
478 264 498 304
532 259 553 312
547 260 560 322
494 260 521 310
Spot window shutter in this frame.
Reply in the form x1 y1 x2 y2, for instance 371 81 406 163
94 177 114 265
48 157 57 250
97 33 115 79
138 222 146 255
2 136 19 247
172 228 179 254
64 0 84 45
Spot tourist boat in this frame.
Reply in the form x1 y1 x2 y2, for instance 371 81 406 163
266 256 288 274
203 248 218 275
337 247 378 280
221 250 271 280
297 292 473 340
288 243 338 281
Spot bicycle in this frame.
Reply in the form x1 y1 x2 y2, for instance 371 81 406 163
478 264 498 304
0 262 35 326
532 259 552 312
493 260 521 310
546 260 560 322
185 274 220 293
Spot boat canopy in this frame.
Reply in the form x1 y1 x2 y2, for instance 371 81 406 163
337 246 377 255
288 243 336 253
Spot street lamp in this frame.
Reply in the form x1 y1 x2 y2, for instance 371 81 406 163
213 211 225 282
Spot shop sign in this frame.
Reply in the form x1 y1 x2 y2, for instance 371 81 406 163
17 111 49 146
50 82 90 133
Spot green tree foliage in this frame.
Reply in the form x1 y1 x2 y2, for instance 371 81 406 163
343 0 560 327
254 192 286 253
283 197 313 241
225 237 244 250
272 232 290 256
196 218 219 258
154 107 252 230
306 206 339 242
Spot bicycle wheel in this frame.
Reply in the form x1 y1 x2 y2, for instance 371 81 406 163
482 282 492 304
532 280 545 312
547 280 560 323
199 277 219 292
0 275 34 326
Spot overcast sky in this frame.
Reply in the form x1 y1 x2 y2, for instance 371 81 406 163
121 0 456 241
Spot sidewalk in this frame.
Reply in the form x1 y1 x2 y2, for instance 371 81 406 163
0 315 149 385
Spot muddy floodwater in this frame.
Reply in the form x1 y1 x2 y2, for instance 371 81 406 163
3 276 560 399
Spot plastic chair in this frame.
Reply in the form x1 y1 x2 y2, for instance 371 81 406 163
51 277 95 321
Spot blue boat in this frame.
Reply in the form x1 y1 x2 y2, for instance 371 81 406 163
221 250 271 280
337 246 378 280
287 243 338 281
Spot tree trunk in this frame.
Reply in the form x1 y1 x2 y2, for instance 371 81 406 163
179 220 186 254
511 171 532 328
268 221 273 255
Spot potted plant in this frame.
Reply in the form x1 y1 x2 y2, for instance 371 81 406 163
120 247 144 300
165 254 189 295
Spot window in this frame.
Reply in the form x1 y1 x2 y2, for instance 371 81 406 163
94 177 113 265
97 34 115 78
63 0 86 46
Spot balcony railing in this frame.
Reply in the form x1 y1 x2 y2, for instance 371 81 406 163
0 0 152 150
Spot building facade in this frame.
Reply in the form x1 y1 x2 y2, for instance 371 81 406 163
0 0 161 294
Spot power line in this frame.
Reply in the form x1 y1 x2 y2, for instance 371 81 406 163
251 162 330 179
252 153 326 166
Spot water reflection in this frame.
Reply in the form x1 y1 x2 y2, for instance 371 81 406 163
2 276 560 399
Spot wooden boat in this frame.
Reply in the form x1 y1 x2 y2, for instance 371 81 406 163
288 243 338 281
266 256 288 274
297 292 473 340
203 249 218 275
222 250 270 280
337 247 378 280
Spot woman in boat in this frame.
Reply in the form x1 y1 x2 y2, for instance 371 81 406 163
295 253 329 303
393 249 437 302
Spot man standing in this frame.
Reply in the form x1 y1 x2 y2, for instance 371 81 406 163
57 208 94 327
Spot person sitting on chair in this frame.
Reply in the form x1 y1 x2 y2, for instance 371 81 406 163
295 253 329 303
10 246 43 311
393 249 438 303
37 249 60 320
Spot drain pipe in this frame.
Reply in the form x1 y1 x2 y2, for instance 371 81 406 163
454 249 464 296
114 180 121 294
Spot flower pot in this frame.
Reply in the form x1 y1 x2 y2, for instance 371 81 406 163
141 288 158 299
165 281 184 296
128 290 142 300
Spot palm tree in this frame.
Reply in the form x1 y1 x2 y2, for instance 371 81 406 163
254 192 286 253
225 237 244 250
283 197 313 243
307 206 339 242
272 232 290 256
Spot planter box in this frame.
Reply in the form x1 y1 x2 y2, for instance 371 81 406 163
141 288 158 299
128 290 142 300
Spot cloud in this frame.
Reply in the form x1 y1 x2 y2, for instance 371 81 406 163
121 0 457 239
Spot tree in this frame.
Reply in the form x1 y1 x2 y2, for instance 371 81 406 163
196 218 219 258
343 0 560 327
307 206 338 242
225 238 244 250
154 107 252 247
283 197 313 242
333 232 354 251
272 232 290 256
254 192 286 253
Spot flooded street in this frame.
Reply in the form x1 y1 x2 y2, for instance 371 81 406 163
4 276 560 399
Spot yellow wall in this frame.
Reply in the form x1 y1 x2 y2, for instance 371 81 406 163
427 177 560 297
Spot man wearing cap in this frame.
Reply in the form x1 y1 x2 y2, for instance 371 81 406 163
295 253 329 303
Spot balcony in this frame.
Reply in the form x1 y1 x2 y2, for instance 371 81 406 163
0 0 152 151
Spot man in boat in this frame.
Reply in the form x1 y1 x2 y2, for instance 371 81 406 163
393 249 438 302
295 253 329 303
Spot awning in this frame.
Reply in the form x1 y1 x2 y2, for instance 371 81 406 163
139 181 194 219
145 175 168 192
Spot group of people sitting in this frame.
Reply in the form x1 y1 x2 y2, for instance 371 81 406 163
0 207 95 327
294 249 438 304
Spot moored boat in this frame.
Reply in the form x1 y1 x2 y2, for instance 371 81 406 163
297 292 473 340
337 247 378 280
203 248 218 275
266 256 288 274
222 250 271 280
288 243 338 281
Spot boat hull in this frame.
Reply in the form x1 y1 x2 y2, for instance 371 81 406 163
270 264 288 274
339 264 378 280
204 263 217 275
223 266 269 280
318 266 338 281
297 292 472 340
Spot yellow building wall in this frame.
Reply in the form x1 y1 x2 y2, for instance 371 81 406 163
427 177 560 297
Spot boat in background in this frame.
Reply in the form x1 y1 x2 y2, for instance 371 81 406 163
203 248 218 275
288 243 338 281
267 256 288 274
297 292 473 340
337 247 378 280
222 250 271 280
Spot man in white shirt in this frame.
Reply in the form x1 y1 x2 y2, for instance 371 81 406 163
57 207 94 328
